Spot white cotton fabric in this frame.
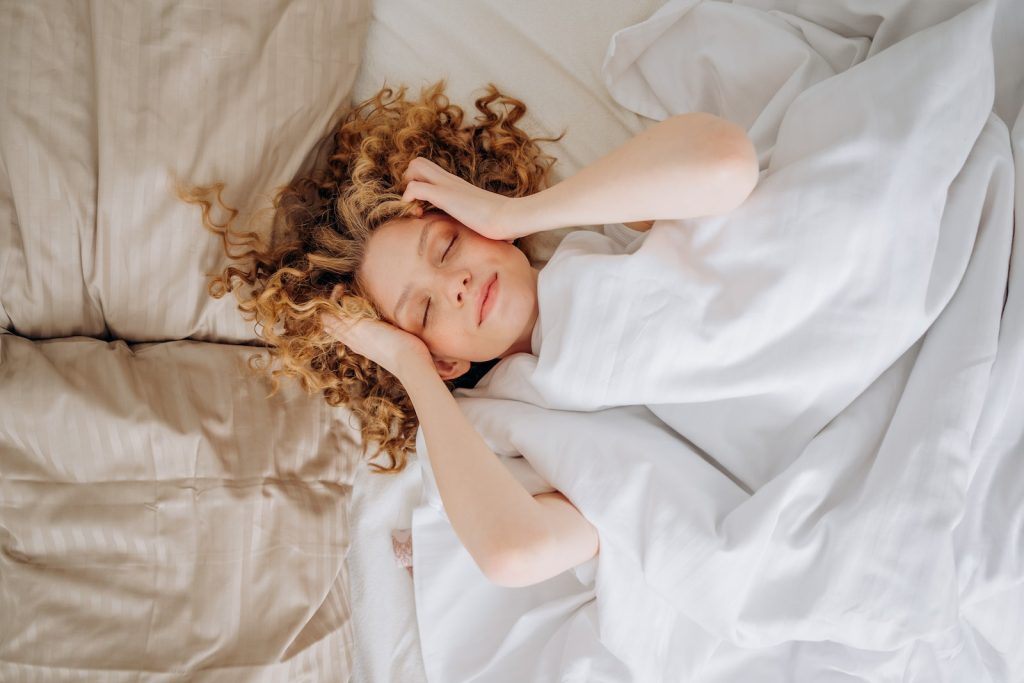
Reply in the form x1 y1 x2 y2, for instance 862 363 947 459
409 0 1024 681
492 0 997 492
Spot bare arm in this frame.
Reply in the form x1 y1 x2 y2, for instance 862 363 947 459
398 112 756 242
502 112 759 239
398 359 600 588
321 294 597 588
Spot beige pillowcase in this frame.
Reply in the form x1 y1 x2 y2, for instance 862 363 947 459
0 332 362 679
0 0 372 343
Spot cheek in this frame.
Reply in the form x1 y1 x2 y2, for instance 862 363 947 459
423 319 469 356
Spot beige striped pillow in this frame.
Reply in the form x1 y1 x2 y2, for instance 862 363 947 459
0 331 362 679
0 0 372 344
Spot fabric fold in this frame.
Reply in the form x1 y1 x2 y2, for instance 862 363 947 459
410 0 1024 681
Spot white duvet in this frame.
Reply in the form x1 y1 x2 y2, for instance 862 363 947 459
409 0 1024 680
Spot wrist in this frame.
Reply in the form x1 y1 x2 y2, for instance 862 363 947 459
502 183 578 239
395 353 439 387
499 195 543 241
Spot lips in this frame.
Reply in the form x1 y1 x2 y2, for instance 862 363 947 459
478 273 497 326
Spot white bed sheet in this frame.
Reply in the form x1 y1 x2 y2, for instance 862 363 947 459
349 0 671 267
406 0 1024 681
346 457 429 683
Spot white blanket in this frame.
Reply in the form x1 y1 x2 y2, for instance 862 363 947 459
410 0 1024 680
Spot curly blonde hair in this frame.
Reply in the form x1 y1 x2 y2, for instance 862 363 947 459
176 80 563 474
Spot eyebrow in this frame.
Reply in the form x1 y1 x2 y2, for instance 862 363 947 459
393 218 443 325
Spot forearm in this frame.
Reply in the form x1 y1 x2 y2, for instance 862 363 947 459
397 358 585 581
502 112 758 238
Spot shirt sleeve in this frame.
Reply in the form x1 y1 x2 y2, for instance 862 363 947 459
601 222 649 254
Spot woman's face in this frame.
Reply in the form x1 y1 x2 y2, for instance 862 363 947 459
357 212 539 380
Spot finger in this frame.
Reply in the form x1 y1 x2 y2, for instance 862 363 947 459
401 180 436 205
321 313 350 336
403 157 451 188
326 313 358 330
401 157 427 184
399 197 424 217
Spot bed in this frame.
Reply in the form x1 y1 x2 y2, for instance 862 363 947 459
1 0 1022 681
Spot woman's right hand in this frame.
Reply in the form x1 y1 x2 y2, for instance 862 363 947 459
321 307 433 380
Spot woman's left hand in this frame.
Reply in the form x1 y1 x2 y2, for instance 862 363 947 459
401 157 516 241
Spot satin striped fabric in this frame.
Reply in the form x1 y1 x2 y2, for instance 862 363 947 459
0 333 365 681
0 0 371 343
0 1 372 680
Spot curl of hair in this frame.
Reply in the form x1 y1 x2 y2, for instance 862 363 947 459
175 80 564 474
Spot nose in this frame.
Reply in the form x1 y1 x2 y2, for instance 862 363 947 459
447 269 471 308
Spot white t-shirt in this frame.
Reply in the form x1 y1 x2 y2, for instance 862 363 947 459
528 222 647 357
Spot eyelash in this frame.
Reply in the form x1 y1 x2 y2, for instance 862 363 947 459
423 235 457 327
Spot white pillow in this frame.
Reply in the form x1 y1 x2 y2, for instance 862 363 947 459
351 0 669 265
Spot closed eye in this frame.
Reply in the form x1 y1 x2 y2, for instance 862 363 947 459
442 234 456 262
423 235 458 327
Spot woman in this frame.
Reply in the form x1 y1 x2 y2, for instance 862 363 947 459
180 80 758 587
